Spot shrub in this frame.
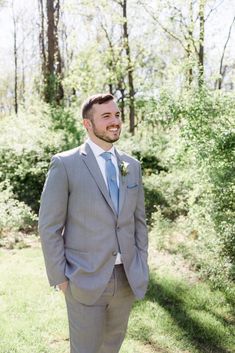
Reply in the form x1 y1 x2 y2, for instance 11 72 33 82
180 90 235 274
0 149 51 212
0 104 84 213
145 167 195 221
50 106 84 149
0 181 36 235
150 205 234 290
136 88 235 284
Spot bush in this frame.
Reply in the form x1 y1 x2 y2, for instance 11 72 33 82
149 206 234 290
144 168 195 222
0 149 50 212
208 130 235 266
135 88 235 285
0 182 36 235
117 120 188 223
0 104 84 213
50 106 84 149
180 90 235 274
143 177 168 224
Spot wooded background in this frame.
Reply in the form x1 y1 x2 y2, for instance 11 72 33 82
0 0 235 128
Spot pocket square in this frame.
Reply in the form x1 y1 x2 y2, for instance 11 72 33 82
127 183 138 189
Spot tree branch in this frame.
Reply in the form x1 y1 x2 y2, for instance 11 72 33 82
218 15 235 88
142 3 188 52
205 0 225 21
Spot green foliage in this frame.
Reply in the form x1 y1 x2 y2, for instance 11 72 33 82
208 130 235 268
43 73 64 105
0 104 84 213
63 45 108 99
0 148 50 212
0 182 36 235
118 118 196 224
50 106 85 149
180 90 235 273
132 89 235 284
140 89 235 277
143 177 167 224
150 206 234 289
145 169 194 222
133 151 167 175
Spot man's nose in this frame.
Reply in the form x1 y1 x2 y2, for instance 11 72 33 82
110 115 121 124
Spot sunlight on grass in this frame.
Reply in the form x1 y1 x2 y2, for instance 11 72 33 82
0 247 69 353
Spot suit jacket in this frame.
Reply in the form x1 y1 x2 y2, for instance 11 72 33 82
38 142 148 305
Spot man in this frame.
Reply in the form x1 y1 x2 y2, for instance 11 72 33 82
38 93 149 353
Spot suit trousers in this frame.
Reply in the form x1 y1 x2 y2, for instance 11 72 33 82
65 265 135 353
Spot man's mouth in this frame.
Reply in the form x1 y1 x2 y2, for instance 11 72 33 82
107 126 120 132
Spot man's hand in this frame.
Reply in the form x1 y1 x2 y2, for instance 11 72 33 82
58 281 69 294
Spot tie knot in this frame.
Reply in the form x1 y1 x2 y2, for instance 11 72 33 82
100 152 112 161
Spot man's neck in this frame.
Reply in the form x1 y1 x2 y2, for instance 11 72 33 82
88 136 113 151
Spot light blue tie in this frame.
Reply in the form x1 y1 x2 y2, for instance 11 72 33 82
101 152 119 213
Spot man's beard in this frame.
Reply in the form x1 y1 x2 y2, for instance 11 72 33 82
91 121 121 143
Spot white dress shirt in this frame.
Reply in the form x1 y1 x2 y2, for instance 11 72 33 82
86 139 122 265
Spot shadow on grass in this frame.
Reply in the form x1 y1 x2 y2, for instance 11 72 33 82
137 272 234 353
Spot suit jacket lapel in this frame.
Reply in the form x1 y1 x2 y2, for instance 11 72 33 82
80 143 117 216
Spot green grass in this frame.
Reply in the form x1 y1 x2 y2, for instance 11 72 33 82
0 246 69 353
0 242 234 353
139 272 235 353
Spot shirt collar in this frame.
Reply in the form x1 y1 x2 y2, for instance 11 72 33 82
86 138 115 158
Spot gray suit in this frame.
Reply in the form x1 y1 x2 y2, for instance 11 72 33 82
38 142 148 351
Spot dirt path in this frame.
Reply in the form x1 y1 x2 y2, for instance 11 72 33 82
149 247 199 284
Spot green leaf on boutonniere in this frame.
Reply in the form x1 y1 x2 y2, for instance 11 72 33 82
119 161 129 176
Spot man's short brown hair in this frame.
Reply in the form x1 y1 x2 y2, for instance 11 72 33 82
81 93 114 120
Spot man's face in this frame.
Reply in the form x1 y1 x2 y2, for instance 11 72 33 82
84 100 122 147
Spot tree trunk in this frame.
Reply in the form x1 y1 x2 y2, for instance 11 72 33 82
38 0 47 81
46 0 55 103
43 0 64 105
217 15 235 89
21 36 25 104
54 0 63 79
122 0 135 134
198 0 205 87
186 45 193 86
187 0 193 86
12 2 18 115
118 86 125 123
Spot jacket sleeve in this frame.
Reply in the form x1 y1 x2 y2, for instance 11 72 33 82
134 164 148 265
38 155 69 286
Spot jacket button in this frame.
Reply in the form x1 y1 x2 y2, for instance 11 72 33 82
112 251 117 256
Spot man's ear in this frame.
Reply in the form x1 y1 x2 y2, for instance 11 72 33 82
83 119 91 130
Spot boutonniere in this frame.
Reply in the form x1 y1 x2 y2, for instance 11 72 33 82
119 161 129 176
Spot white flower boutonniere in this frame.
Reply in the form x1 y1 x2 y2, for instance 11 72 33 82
119 161 129 176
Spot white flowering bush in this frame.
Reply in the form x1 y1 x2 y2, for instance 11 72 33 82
0 182 37 236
